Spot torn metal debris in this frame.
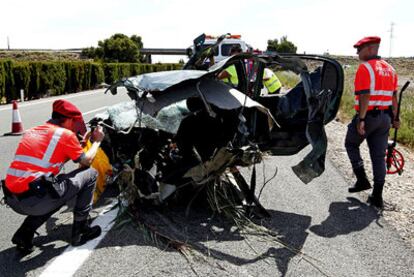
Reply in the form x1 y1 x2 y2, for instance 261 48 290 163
90 46 343 215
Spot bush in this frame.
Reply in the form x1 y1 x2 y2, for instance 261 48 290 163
117 63 131 80
3 60 14 102
29 62 42 99
0 60 179 102
103 63 119 84
0 62 6 103
91 63 104 85
12 62 30 100
40 62 66 96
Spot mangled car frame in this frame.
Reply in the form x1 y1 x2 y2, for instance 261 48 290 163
91 36 344 216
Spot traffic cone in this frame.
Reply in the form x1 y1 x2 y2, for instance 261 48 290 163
4 100 24 136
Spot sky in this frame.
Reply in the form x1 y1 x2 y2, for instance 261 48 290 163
0 0 413 62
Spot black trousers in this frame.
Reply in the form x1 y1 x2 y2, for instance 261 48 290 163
345 111 391 184
6 167 97 222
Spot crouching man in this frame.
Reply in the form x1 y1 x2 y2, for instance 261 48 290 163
2 99 105 252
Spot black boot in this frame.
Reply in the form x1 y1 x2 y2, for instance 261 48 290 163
11 210 56 253
71 220 102 247
368 183 384 208
11 225 35 253
348 166 371 193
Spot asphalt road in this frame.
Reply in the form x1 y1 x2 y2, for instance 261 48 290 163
0 91 413 277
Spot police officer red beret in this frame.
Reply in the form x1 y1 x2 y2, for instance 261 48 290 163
53 99 83 119
53 99 87 135
353 36 381 48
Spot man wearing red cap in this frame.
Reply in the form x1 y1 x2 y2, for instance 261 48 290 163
345 36 400 208
2 99 105 252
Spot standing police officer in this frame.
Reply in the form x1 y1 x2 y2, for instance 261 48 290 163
2 99 105 252
345 36 400 208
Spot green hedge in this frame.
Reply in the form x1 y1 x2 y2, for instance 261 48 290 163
0 60 181 104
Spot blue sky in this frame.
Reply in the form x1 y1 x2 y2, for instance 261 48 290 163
0 0 413 61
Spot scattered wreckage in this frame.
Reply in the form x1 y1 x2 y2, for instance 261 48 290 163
90 38 344 217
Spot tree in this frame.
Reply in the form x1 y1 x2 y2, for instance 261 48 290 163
267 38 279 52
82 34 144 62
98 33 139 62
130 35 143 50
266 36 297 54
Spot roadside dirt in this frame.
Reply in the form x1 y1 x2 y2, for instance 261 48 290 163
326 119 414 247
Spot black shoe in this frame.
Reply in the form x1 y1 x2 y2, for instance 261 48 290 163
349 166 371 193
348 179 371 193
11 226 35 253
71 220 102 247
367 195 384 209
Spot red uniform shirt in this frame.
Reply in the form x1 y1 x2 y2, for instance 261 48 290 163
5 123 84 193
354 57 397 111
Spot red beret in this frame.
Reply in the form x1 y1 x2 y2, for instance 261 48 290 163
353 36 381 48
53 99 83 119
53 99 86 135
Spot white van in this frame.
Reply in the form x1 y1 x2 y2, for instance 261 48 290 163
201 35 252 63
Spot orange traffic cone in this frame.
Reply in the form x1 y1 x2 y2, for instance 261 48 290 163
4 100 24 136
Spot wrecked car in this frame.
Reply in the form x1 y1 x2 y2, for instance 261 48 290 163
90 37 344 216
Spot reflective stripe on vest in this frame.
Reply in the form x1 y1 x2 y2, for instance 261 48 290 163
7 168 47 179
264 72 282 93
12 127 64 169
354 61 394 111
6 127 65 193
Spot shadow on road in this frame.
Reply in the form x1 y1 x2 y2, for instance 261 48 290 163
0 197 379 277
258 209 312 277
94 206 312 277
0 205 311 277
0 217 71 277
309 197 380 238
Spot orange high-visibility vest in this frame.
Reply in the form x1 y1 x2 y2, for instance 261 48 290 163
5 123 84 194
354 58 398 111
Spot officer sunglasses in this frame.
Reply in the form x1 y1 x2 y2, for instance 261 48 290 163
356 43 375 54
356 45 367 54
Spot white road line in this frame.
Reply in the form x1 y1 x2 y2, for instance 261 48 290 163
82 106 107 116
39 201 119 277
0 90 104 112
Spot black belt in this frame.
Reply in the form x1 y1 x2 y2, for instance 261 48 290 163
1 180 35 200
365 107 392 117
1 177 54 201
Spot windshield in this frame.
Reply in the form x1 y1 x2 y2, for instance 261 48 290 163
200 43 218 56
221 43 241 56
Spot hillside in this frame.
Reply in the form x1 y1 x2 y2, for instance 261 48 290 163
0 50 82 61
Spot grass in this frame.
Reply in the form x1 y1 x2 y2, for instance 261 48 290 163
0 50 81 61
275 71 300 89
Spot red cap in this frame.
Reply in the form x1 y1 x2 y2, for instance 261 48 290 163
53 99 82 119
353 36 381 48
52 99 86 135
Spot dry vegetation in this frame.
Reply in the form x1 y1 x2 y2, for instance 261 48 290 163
0 50 82 61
